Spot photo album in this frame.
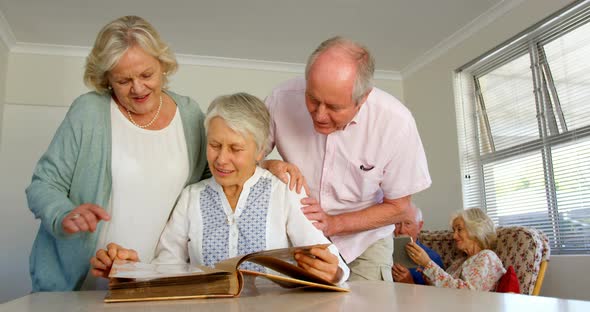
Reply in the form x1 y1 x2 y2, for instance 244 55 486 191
105 244 349 303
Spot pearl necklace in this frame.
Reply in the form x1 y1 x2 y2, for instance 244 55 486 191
126 95 163 129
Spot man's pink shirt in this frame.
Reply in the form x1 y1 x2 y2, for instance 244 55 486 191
265 77 431 262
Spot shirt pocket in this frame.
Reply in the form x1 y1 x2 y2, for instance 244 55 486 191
338 160 383 202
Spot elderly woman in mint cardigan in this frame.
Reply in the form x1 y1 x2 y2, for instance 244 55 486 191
25 16 211 292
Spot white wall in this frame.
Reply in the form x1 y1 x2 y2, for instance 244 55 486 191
402 0 588 301
0 38 16 301
0 39 7 147
0 51 402 303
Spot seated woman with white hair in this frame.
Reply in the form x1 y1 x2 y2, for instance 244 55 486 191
90 93 349 284
406 208 505 291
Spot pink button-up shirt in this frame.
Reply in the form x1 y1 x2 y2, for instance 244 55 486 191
265 77 431 262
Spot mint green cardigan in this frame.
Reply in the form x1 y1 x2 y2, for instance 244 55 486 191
25 91 209 291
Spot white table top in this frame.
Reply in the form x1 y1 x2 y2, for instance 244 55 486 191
2 280 590 312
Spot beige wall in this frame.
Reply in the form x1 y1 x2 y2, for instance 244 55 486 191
402 0 588 301
0 39 7 146
0 39 14 302
0 51 402 303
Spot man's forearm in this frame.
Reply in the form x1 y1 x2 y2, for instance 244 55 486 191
330 195 411 236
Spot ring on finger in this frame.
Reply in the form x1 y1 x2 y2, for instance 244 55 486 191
70 213 82 220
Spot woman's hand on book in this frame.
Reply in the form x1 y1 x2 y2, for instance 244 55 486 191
90 242 140 278
294 246 342 283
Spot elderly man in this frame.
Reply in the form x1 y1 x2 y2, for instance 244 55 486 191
392 203 443 285
263 37 431 281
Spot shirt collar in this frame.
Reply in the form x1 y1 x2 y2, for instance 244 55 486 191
343 98 367 130
208 166 264 194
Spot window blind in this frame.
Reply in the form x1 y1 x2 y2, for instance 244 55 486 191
455 0 590 254
454 72 483 208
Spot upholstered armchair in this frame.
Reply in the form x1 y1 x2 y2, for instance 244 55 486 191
418 226 550 295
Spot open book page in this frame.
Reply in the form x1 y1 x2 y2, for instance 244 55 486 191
240 270 349 292
215 243 348 291
214 243 330 278
109 260 224 280
104 244 345 302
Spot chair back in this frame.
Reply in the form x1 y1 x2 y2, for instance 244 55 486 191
419 226 550 295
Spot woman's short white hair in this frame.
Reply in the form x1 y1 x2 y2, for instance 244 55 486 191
451 208 497 250
204 93 270 155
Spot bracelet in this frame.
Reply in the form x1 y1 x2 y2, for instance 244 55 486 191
424 261 434 270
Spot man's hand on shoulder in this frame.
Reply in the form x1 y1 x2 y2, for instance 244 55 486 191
261 159 309 194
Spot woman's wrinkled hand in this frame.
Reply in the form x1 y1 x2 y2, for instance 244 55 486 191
90 243 139 278
405 242 431 267
294 246 342 283
62 203 111 234
261 159 309 194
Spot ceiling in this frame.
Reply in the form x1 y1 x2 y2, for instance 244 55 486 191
0 0 510 75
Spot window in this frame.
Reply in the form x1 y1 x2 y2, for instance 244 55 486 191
455 1 590 254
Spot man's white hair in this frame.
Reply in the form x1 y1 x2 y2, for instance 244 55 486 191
410 202 423 223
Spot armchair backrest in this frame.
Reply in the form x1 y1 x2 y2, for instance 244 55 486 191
418 226 550 295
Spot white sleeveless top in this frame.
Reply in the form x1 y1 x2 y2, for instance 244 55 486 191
82 99 189 289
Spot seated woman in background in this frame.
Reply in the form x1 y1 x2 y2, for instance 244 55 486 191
406 208 505 291
90 93 349 284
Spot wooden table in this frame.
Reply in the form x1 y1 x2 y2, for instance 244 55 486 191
2 280 589 311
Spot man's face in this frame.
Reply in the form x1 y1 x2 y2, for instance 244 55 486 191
304 86 361 135
304 49 364 135
394 213 423 242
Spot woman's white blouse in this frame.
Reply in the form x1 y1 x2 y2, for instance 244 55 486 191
83 99 188 290
103 99 189 262
153 167 350 283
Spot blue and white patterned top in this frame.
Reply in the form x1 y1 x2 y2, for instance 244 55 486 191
153 167 350 282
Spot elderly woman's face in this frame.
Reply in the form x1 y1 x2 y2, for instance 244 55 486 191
452 218 478 253
107 45 164 116
207 117 262 190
